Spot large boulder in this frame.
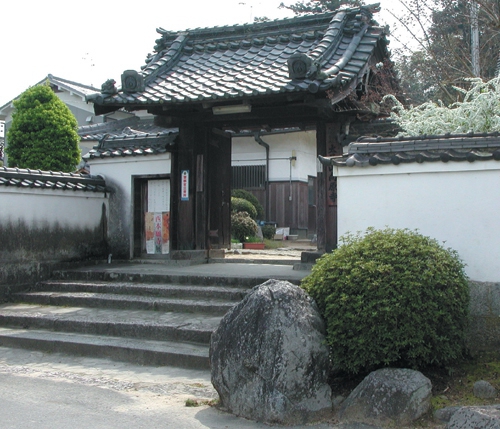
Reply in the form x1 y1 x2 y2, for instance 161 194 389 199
447 405 500 428
209 279 332 425
338 368 432 427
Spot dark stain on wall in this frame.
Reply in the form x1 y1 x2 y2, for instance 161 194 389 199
0 203 108 300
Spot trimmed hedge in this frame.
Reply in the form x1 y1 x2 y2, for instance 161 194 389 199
231 197 257 220
231 189 264 220
301 227 470 374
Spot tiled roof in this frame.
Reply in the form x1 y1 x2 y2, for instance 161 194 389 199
319 133 500 167
0 75 99 114
47 74 99 98
87 4 387 112
0 167 109 193
81 117 177 160
79 117 177 141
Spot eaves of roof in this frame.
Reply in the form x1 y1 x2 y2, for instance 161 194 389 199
87 4 388 112
0 74 99 117
83 141 174 160
48 74 99 98
78 117 177 141
0 167 109 193
319 133 500 167
80 117 178 160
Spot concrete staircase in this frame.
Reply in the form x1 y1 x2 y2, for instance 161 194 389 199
0 265 259 370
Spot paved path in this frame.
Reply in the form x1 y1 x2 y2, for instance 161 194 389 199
0 347 335 429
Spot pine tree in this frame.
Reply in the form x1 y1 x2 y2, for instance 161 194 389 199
6 83 81 172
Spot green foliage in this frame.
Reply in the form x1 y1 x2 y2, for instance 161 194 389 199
231 197 257 220
261 224 276 240
301 227 470 375
279 0 362 14
244 235 262 243
6 83 81 172
383 77 500 135
231 211 258 243
231 189 264 220
392 0 500 105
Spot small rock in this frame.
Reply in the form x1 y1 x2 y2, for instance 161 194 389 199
435 406 461 422
339 368 432 427
333 395 345 409
473 380 497 399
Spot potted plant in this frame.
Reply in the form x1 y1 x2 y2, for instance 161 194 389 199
243 236 265 250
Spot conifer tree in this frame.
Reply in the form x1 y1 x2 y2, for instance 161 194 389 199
6 83 81 172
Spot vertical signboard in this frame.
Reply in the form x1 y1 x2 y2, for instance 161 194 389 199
181 170 189 201
145 179 170 255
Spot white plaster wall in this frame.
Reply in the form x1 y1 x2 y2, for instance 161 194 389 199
88 154 172 258
334 161 500 282
88 153 171 195
232 130 317 182
0 188 106 228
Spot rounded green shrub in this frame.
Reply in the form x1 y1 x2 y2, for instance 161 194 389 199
231 197 257 220
261 224 276 240
301 227 469 375
231 211 258 243
231 189 264 220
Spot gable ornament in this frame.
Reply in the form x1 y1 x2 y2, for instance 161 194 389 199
100 79 118 96
121 70 145 94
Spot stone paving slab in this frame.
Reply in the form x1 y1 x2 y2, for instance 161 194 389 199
0 328 210 369
14 291 237 315
57 262 311 286
0 303 221 343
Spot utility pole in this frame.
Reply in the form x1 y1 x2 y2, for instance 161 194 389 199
470 0 480 77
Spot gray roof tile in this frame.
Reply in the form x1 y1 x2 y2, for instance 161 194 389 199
88 4 388 112
0 167 109 193
320 133 500 167
79 117 178 160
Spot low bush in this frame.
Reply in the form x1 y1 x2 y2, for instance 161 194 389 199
261 224 276 240
231 197 257 220
231 189 264 220
231 211 258 243
301 227 470 375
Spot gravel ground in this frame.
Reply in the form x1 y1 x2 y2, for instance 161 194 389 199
224 241 317 260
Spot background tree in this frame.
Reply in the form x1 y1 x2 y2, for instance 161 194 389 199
279 0 363 14
390 0 500 105
6 83 81 172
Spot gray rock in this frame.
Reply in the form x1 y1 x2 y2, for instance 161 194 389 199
338 368 432 427
447 405 500 428
435 406 461 422
474 380 497 399
209 279 332 425
336 424 382 429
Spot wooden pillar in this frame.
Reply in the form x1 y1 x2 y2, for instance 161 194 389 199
172 124 231 252
316 121 342 252
173 124 209 250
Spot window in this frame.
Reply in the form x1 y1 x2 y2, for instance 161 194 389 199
232 165 265 189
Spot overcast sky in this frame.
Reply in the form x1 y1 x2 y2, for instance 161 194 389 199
0 0 399 107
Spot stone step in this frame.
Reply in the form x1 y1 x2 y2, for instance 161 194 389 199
0 262 308 370
0 303 220 344
0 327 209 369
51 266 296 287
34 280 248 301
13 291 236 316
